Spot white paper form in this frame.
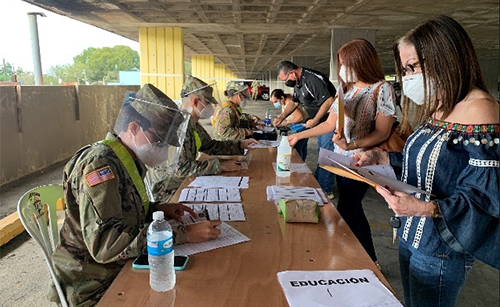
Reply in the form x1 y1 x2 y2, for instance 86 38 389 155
277 270 403 307
179 188 242 202
174 222 250 256
188 176 250 189
266 186 328 205
248 140 281 149
184 203 246 221
318 148 430 196
272 162 312 173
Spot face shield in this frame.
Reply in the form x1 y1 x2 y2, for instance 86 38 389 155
115 88 190 201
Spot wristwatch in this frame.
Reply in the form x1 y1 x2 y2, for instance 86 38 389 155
430 200 442 218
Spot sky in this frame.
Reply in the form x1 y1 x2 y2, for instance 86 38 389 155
0 0 140 73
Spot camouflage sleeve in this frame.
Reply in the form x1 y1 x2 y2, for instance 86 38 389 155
176 156 222 178
213 106 247 141
197 124 244 155
171 224 188 244
77 154 148 264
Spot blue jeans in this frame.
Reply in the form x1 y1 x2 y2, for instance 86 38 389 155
314 130 335 193
399 238 475 307
294 138 308 161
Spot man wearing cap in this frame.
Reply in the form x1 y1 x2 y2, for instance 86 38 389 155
51 84 222 307
213 81 261 141
150 76 259 202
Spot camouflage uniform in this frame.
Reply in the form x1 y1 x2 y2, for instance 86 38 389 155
213 81 257 141
151 120 243 202
51 134 188 307
51 84 188 307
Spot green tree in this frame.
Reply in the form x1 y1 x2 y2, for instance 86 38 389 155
73 45 139 84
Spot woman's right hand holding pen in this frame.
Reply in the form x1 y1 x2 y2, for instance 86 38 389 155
353 150 390 167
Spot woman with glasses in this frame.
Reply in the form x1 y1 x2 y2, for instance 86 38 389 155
288 38 398 267
356 15 499 307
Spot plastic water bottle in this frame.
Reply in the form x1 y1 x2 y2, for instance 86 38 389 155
147 211 175 292
265 108 272 127
276 134 291 177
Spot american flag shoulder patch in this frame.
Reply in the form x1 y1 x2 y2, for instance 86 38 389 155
85 166 115 187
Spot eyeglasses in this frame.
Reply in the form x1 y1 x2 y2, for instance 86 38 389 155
144 127 168 147
402 62 421 76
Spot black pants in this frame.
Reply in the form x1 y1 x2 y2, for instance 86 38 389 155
336 175 377 262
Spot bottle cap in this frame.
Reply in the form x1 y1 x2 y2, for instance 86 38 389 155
152 211 165 220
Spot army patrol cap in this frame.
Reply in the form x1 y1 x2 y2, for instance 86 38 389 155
128 83 186 146
180 75 218 105
225 81 249 98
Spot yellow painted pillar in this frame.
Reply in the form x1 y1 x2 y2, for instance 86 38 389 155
191 55 215 85
139 27 184 100
214 64 226 102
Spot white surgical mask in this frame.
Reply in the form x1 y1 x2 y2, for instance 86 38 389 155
339 65 358 83
196 101 214 119
133 128 169 167
240 97 248 108
402 73 436 106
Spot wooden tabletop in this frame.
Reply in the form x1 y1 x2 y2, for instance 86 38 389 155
97 148 395 306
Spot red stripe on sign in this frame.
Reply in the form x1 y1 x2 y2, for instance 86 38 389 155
85 166 115 187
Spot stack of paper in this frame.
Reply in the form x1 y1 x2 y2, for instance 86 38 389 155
271 162 312 173
189 176 250 189
179 188 241 202
174 222 250 256
184 203 246 221
277 270 403 307
266 185 328 205
248 140 281 149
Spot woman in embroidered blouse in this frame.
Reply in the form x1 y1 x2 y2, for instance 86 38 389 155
288 38 397 266
355 15 499 307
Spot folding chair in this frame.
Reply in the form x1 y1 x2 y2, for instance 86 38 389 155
17 184 69 307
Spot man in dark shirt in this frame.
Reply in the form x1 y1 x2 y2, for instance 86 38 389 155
275 61 337 195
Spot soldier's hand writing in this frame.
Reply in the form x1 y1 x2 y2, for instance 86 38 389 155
157 203 197 221
220 160 244 172
241 138 260 149
186 220 222 243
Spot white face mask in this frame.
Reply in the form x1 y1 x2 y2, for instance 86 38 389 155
402 73 436 106
196 101 214 119
133 128 170 167
240 96 248 108
339 65 358 83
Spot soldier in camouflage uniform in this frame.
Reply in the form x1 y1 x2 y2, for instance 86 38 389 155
150 76 259 202
51 84 222 307
213 81 261 141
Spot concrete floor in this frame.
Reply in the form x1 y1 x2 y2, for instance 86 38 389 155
0 99 498 306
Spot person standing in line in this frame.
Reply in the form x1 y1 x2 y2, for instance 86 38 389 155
251 79 260 101
270 88 309 161
213 81 261 141
356 15 499 307
276 61 337 196
150 76 259 202
288 39 397 266
51 84 221 307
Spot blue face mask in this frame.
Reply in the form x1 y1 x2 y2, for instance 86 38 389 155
273 101 282 109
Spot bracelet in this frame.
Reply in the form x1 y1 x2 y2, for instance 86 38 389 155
352 140 359 149
430 200 442 218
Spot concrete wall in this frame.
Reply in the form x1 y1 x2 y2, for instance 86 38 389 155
0 85 139 185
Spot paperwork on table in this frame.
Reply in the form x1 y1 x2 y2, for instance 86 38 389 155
277 269 403 307
248 140 281 149
318 148 430 196
267 185 328 206
184 203 246 222
272 162 312 173
189 176 250 189
174 222 250 256
179 188 241 202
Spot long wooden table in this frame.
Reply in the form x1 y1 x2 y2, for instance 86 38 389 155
97 148 395 306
